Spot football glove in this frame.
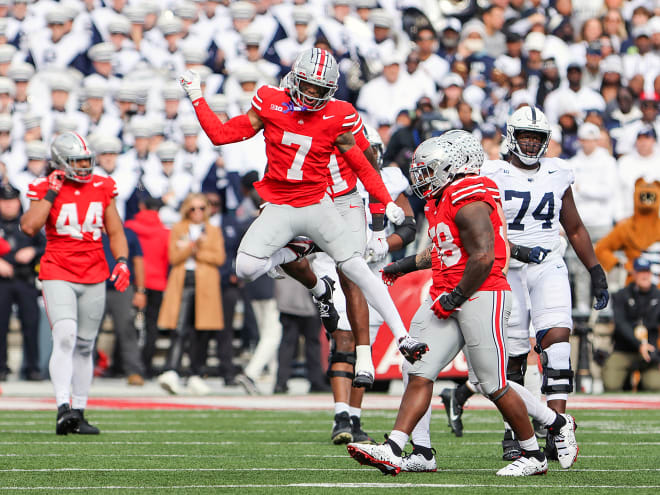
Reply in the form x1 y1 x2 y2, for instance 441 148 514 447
47 170 66 194
589 264 609 310
511 244 551 264
365 230 389 264
110 259 131 292
433 287 468 319
381 266 403 286
179 70 203 101
385 201 405 226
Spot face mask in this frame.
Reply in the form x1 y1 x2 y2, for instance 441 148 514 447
464 38 484 53
442 36 458 48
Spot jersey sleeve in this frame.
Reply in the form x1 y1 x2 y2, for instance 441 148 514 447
105 176 118 205
26 177 49 201
251 86 267 116
354 123 369 151
449 179 497 211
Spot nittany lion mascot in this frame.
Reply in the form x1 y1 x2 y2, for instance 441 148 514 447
595 178 660 284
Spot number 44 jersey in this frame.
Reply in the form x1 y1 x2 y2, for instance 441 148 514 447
481 158 574 268
27 174 117 283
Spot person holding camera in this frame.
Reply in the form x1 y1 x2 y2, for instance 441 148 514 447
603 257 660 391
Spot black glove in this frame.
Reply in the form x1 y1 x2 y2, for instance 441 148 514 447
511 244 551 264
589 264 609 310
439 286 468 312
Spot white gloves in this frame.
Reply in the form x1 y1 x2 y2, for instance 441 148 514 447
179 70 202 101
385 201 405 225
365 230 389 264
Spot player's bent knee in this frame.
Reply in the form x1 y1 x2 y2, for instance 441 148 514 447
327 336 356 380
235 252 268 282
75 337 95 357
487 383 511 402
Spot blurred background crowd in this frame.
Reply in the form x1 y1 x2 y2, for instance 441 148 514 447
1 0 660 394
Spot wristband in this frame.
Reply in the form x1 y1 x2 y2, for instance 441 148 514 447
44 190 58 203
136 287 147 294
116 256 129 265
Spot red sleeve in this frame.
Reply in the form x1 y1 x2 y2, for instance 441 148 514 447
341 146 392 205
105 176 118 204
0 237 10 257
354 126 369 152
192 98 257 145
26 177 48 201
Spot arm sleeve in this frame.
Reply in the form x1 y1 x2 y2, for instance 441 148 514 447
341 145 392 205
192 98 257 145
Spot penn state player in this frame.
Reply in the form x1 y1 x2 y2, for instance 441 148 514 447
349 134 550 477
481 106 609 460
179 48 428 379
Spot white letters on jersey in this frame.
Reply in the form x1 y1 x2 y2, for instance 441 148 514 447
55 202 104 240
482 158 574 265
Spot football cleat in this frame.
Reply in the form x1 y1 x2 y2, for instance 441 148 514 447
439 387 464 437
353 370 374 388
544 429 559 461
533 418 547 439
496 453 548 476
347 442 402 476
551 413 578 469
398 335 429 364
331 412 353 444
158 370 182 395
285 237 317 260
236 373 260 396
502 429 522 461
55 404 78 436
400 446 438 472
71 409 100 435
313 276 340 333
350 416 376 444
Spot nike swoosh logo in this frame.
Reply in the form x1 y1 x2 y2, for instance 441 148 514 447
548 170 557 174
322 115 334 120
449 402 460 421
468 297 479 301
349 204 360 208
93 182 103 187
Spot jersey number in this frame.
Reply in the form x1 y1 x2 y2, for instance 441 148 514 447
429 222 461 268
282 131 312 181
504 190 554 231
55 202 104 240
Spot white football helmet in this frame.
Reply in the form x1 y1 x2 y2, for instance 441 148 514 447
285 48 339 111
363 124 384 169
505 105 551 166
410 136 466 199
50 132 95 183
438 130 485 175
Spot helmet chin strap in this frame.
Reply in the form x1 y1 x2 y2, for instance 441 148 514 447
512 151 540 169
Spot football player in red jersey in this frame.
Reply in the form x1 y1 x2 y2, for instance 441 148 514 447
348 135 549 476
180 48 428 382
21 132 130 436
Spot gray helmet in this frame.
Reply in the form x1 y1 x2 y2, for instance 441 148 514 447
410 136 466 199
285 48 339 111
50 132 95 183
363 124 383 169
438 130 485 175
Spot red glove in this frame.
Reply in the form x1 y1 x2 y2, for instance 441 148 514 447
110 260 130 292
381 268 403 286
47 170 66 193
431 298 455 319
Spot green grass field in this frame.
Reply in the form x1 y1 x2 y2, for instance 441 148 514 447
0 408 659 494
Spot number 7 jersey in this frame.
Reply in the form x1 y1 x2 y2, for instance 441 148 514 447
481 158 574 267
27 174 117 283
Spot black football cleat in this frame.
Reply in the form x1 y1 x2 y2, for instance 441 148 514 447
71 409 100 435
55 404 78 436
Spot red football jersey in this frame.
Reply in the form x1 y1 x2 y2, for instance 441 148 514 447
425 175 510 300
251 85 364 206
27 174 118 284
327 118 369 197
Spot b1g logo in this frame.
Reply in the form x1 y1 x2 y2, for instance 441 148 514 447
55 202 104 240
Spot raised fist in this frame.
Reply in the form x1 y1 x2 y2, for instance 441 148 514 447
385 202 404 226
47 170 66 194
179 70 202 101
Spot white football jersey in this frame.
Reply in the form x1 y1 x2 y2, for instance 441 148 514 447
482 158 574 267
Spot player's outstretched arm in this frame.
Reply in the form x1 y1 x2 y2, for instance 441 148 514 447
335 131 404 224
381 246 432 285
179 70 263 145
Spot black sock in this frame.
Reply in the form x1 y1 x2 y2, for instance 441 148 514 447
548 413 566 433
454 382 474 405
385 439 402 456
522 449 545 462
412 444 434 460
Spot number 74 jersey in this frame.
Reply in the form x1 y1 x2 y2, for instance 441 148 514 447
27 174 117 283
482 158 574 265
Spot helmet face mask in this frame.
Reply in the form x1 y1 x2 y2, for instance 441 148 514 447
50 132 96 183
410 137 467 199
505 105 551 166
286 48 339 111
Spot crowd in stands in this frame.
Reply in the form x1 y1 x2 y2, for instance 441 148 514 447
1 0 660 392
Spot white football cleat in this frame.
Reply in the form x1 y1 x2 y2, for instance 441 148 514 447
187 375 211 396
157 370 181 395
554 413 579 469
400 449 437 472
347 442 402 476
496 455 548 476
